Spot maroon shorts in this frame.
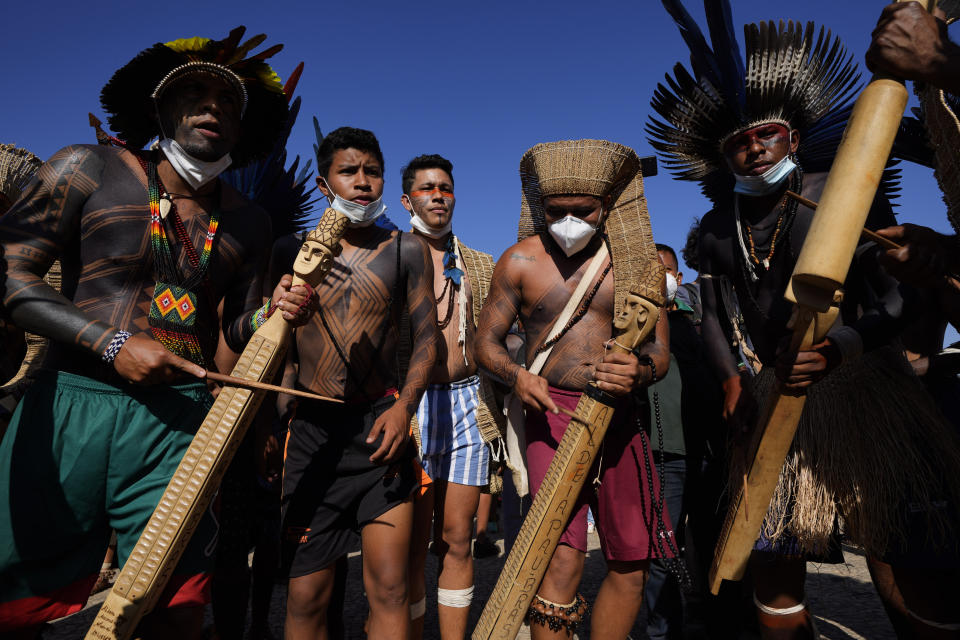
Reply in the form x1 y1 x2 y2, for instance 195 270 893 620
525 386 674 562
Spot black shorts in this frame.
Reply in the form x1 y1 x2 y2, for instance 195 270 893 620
281 393 416 578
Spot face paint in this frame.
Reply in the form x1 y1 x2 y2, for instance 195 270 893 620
411 187 455 200
723 123 791 156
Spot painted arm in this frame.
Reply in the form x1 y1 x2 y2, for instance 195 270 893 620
475 249 558 414
0 146 204 383
475 251 524 387
0 146 115 353
367 233 440 464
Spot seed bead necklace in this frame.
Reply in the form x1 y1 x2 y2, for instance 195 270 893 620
744 189 789 270
144 157 222 366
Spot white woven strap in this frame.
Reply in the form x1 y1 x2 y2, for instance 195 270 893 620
753 592 807 616
527 243 609 375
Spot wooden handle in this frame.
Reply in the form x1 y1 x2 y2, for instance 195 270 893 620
790 79 908 310
204 370 344 404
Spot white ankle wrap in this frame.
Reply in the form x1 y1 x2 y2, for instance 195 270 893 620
438 586 474 608
754 592 807 616
410 597 426 619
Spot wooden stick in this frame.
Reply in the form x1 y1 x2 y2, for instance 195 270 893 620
558 406 592 427
786 190 901 250
786 190 960 286
204 370 344 404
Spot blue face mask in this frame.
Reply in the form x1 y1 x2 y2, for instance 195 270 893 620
732 154 797 196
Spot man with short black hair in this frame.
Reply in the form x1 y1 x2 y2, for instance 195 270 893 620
281 127 440 640
400 153 500 639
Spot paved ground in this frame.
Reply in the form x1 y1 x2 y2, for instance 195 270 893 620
43 533 894 639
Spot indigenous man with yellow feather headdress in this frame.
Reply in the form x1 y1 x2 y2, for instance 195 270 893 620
0 29 315 637
475 139 671 639
649 0 960 636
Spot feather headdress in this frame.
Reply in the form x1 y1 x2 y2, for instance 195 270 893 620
647 0 862 204
0 144 41 210
100 26 288 167
220 63 316 239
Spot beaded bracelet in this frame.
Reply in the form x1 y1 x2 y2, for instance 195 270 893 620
249 300 276 332
101 330 132 363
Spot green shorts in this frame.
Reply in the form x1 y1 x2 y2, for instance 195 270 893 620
0 371 216 630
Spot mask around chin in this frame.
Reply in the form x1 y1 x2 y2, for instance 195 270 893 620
547 215 597 257
732 154 797 196
323 181 387 226
158 138 232 190
409 212 451 239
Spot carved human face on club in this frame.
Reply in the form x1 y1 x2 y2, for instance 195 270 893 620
293 239 334 283
722 122 799 177
613 292 659 346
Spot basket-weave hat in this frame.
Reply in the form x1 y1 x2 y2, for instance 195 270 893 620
100 26 288 167
518 139 664 312
0 144 41 209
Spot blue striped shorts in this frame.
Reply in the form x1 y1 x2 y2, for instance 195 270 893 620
417 375 489 487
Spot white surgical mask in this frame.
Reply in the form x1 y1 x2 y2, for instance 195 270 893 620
548 215 597 257
733 154 797 196
665 272 678 303
323 180 387 226
408 213 451 239
158 138 232 190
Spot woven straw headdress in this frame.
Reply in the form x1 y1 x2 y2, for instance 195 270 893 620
518 139 664 313
646 0 861 204
0 144 42 209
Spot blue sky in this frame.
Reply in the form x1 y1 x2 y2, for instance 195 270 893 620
1 0 954 281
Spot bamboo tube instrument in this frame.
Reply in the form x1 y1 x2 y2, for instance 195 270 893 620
707 1 919 595
474 275 665 640
85 209 348 640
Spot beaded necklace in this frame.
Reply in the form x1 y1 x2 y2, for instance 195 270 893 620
744 189 789 269
145 158 222 366
435 234 464 331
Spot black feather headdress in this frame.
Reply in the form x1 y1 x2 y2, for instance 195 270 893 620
647 0 862 204
220 63 317 240
100 26 288 168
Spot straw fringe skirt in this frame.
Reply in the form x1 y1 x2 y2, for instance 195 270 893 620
733 346 960 557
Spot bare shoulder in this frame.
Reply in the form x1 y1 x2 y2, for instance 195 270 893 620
498 235 543 267
400 229 430 264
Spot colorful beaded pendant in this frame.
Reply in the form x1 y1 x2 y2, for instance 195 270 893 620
145 158 221 365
